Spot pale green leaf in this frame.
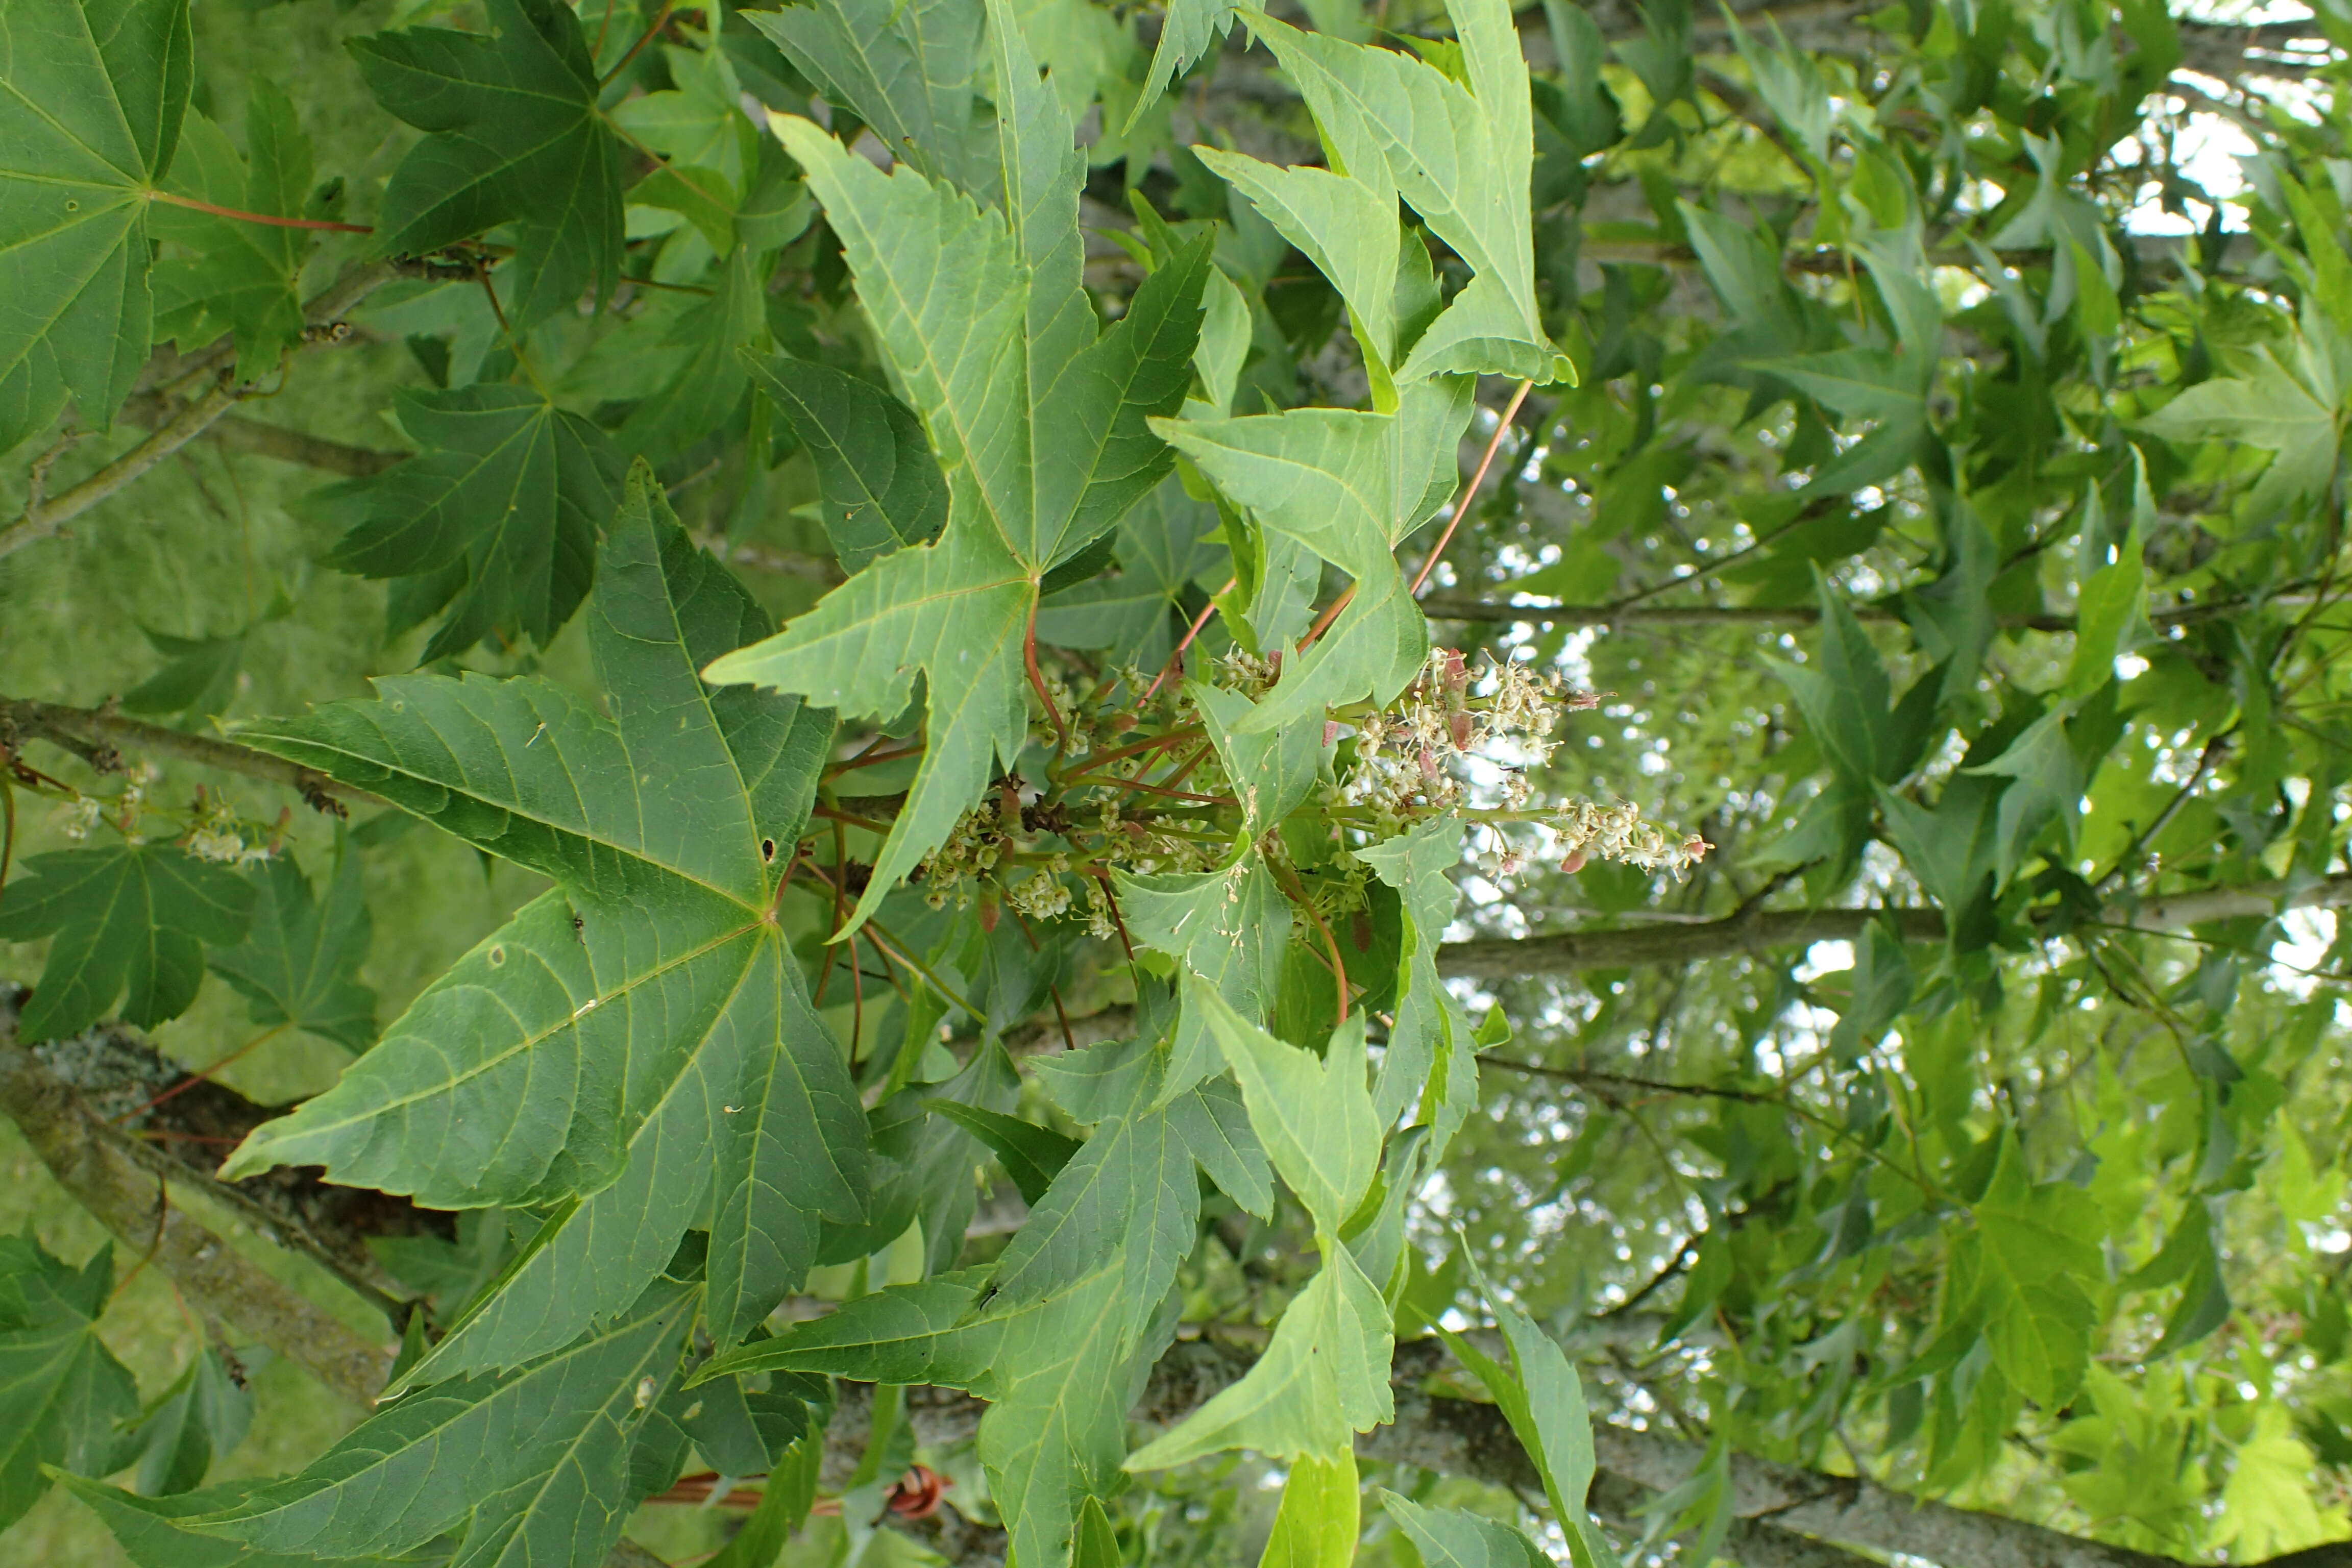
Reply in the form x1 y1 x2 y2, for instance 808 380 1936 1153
702 516 1034 936
1354 818 1473 1137
1379 1493 1546 1568
1264 1454 1361 1566
1123 1244 1392 1466
1191 680 1329 831
1168 1076 1276 1220
1187 976 1378 1237
1239 0 1569 382
1117 851 1290 1102
1156 376 1472 732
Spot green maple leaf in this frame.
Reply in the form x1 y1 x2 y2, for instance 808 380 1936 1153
1445 1259 1621 1568
744 0 999 200
746 351 949 574
0 0 190 452
182 1282 692 1565
705 0 1211 934
1380 1493 1550 1568
1156 376 1473 734
149 81 312 383
313 384 624 662
0 1237 140 1530
1035 476 1222 666
1136 0 1239 119
207 845 378 1053
0 843 253 1040
614 240 771 464
223 465 867 1371
1124 993 1392 1468
109 1346 251 1500
1355 817 1477 1145
701 1065 1253 1568
350 0 622 330
1949 1135 2103 1408
1220 0 1573 386
1116 848 1291 1102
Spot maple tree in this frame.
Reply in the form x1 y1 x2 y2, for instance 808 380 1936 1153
1 0 2350 1564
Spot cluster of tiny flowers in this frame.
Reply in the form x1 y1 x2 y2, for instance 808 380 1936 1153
56 795 102 842
1210 649 1280 699
115 763 161 839
918 800 1013 910
1342 651 1588 832
1082 876 1119 940
1551 798 1710 876
1006 860 1074 921
184 796 275 866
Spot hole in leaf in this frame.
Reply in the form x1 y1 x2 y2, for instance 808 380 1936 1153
488 944 506 966
761 838 777 863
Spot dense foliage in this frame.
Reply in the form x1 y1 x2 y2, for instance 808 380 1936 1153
1 0 2349 1564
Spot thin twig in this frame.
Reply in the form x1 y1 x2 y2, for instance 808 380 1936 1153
1 695 382 812
1140 584 1232 706
477 267 551 398
1 260 399 559
1409 379 1535 597
150 189 374 233
601 0 676 84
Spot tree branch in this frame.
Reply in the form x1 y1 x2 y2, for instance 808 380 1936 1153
124 400 408 479
16 995 454 1324
0 260 400 560
0 989 675 1568
1416 595 2294 632
0 989 394 1405
1 694 387 814
1435 873 2352 982
839 1328 2349 1568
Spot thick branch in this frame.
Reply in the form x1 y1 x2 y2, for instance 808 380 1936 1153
1417 595 2293 631
1435 873 2352 982
0 260 399 560
0 990 393 1405
0 991 672 1568
22 998 454 1323
1 694 387 813
124 399 408 479
857 1331 2347 1568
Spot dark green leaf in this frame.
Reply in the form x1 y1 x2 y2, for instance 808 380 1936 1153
745 351 948 573
114 1348 252 1499
0 844 253 1039
149 82 311 382
226 468 865 1379
208 846 377 1052
0 1237 140 1528
351 0 623 329
928 1100 1082 1205
317 384 624 661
